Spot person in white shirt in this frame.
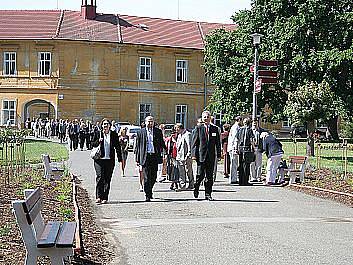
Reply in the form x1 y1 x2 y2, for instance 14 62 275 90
227 116 242 184
175 123 194 189
92 118 122 204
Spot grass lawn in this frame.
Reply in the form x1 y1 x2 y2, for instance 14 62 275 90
24 140 69 164
278 140 353 173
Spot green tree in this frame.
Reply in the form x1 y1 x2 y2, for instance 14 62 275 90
284 81 343 156
204 0 353 135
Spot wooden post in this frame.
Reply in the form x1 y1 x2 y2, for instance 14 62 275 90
341 139 345 173
316 143 320 170
317 143 321 170
294 138 297 156
343 139 348 180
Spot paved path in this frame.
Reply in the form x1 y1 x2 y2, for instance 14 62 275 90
69 150 353 265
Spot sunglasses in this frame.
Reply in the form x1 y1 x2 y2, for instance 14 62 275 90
103 122 109 125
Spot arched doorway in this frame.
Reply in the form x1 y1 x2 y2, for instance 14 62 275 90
24 99 56 121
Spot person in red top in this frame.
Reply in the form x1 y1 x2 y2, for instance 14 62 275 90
166 129 180 191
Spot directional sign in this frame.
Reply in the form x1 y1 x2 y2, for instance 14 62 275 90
259 77 278 84
259 60 278 67
258 70 277 78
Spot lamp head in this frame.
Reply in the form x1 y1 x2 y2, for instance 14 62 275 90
250 33 263 45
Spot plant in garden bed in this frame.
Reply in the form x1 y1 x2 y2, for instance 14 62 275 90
0 224 11 237
58 206 74 221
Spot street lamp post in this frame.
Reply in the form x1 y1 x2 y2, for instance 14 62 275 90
250 33 263 121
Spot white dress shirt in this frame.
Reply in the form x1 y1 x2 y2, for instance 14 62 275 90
102 131 111 159
147 128 155 153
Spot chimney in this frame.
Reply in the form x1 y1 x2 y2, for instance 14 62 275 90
81 0 97 20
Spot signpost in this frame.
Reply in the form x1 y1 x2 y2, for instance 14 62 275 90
259 60 278 67
250 60 278 85
255 79 262 93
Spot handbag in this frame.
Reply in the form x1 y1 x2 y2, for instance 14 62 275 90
90 145 101 160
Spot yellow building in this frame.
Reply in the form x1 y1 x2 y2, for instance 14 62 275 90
0 1 235 129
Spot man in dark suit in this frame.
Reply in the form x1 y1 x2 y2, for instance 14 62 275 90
236 118 255 186
135 116 166 202
192 111 222 200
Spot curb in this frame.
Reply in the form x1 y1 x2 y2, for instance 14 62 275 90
290 184 353 198
72 174 82 255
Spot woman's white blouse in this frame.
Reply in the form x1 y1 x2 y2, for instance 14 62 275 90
102 131 111 159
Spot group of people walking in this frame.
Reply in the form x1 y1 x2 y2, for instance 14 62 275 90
91 111 285 203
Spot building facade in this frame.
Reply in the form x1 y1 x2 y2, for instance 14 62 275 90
0 1 235 129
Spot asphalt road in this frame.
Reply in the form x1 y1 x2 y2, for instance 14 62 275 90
69 150 353 265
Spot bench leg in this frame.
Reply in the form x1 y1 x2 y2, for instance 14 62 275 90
50 256 65 265
25 254 37 265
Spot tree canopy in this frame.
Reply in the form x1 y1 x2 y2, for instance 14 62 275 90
284 81 342 125
204 0 353 127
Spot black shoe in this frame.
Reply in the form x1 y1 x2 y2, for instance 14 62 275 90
145 197 151 202
193 188 199 198
205 195 214 201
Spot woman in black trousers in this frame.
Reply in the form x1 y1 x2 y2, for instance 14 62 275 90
92 118 122 204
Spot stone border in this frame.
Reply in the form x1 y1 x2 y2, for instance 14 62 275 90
290 184 353 198
72 174 82 254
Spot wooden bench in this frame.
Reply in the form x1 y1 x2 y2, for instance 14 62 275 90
42 154 65 180
12 188 76 265
284 156 308 184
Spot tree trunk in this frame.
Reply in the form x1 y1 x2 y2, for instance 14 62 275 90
306 120 315 157
327 116 339 140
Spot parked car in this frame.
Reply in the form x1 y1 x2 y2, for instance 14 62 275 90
126 125 141 149
117 121 131 127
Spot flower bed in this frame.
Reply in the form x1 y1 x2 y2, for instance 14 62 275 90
289 169 353 207
0 168 114 264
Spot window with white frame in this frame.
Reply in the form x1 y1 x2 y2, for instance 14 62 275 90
139 103 152 124
176 60 188 83
175 105 187 128
214 113 224 128
139 57 151 80
3 52 17 76
38 52 51 76
2 100 16 126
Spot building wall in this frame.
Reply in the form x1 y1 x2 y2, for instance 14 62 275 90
0 40 212 128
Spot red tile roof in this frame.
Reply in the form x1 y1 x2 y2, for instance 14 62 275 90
0 10 61 39
0 10 236 49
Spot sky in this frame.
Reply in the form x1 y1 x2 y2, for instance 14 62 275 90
2 0 252 24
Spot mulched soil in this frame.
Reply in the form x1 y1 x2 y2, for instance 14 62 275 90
288 169 353 207
72 182 116 264
0 169 114 265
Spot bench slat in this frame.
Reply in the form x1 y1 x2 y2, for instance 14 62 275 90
291 158 306 162
56 222 77 248
22 188 41 213
37 221 61 248
25 197 43 225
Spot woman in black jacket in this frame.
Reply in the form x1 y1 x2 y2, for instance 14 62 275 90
92 118 122 204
